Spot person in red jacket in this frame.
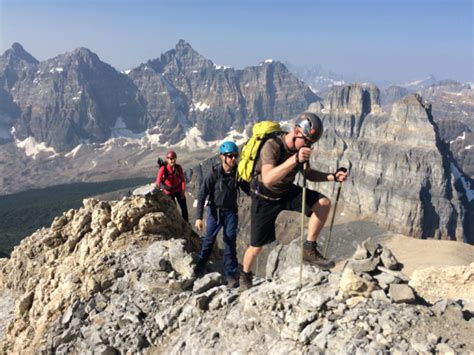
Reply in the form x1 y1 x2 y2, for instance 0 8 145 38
156 150 189 222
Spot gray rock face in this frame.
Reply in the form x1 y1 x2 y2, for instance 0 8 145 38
129 40 319 143
420 82 474 177
1 40 319 151
5 47 148 151
311 86 473 243
0 43 36 142
380 80 474 177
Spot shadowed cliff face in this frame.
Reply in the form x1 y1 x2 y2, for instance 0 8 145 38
311 86 473 243
0 194 473 354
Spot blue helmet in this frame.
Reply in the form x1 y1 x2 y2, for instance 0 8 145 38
219 141 238 154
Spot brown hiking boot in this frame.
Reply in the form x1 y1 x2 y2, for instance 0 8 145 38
303 242 335 269
239 271 253 291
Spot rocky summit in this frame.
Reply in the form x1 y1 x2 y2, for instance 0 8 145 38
0 194 473 354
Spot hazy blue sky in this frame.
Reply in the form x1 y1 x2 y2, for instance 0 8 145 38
1 0 472 83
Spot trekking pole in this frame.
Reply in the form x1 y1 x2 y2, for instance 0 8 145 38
299 162 308 290
323 167 347 258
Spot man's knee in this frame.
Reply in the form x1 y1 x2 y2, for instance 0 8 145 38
319 197 331 208
311 197 331 212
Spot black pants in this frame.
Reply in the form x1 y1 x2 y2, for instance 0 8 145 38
170 192 189 222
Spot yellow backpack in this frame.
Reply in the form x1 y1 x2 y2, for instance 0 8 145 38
237 121 284 194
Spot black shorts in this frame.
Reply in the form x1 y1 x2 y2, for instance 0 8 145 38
250 184 326 247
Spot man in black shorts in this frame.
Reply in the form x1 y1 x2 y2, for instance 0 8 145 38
239 112 348 291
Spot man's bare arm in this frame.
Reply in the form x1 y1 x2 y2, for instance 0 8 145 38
261 154 299 188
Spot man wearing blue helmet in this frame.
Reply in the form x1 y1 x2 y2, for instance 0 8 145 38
194 141 240 287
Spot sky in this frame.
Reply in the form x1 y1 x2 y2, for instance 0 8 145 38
0 0 472 83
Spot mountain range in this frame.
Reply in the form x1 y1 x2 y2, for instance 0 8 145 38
0 40 473 244
0 40 317 152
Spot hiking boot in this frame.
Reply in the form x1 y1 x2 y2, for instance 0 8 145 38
239 271 253 291
303 242 335 269
226 275 239 288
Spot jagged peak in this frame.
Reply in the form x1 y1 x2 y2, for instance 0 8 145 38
45 47 103 68
141 40 212 74
175 39 193 50
400 93 425 107
69 47 101 61
2 42 39 64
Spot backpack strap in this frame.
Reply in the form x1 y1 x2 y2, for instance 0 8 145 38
274 135 286 166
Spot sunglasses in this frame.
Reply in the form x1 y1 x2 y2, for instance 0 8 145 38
224 153 238 159
296 135 314 146
167 157 176 161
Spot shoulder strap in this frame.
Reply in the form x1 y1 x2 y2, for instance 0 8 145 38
161 165 168 180
275 135 286 165
211 164 221 180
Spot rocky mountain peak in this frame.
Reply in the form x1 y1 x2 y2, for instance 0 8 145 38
144 39 213 75
49 47 104 71
324 83 381 116
70 47 100 61
175 39 193 51
368 93 439 148
2 42 38 65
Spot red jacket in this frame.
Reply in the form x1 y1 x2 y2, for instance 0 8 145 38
156 164 185 195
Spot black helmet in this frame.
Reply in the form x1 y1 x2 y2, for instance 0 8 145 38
295 112 324 143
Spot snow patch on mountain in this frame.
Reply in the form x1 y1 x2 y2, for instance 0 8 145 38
450 131 467 144
190 102 211 112
176 127 208 150
64 144 84 159
16 137 57 159
56 120 293 165
450 162 474 202
214 64 230 70
111 117 146 139
49 67 64 74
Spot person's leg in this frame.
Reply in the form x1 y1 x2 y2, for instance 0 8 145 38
240 196 282 290
242 246 262 273
222 211 238 278
177 194 189 222
287 185 334 268
196 208 221 271
287 185 331 243
307 197 331 242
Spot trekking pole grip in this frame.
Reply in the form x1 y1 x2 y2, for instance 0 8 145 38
334 167 347 183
